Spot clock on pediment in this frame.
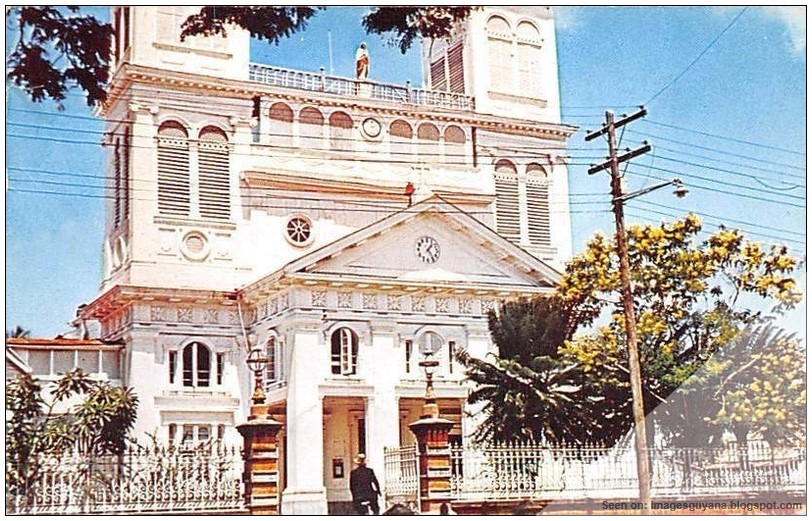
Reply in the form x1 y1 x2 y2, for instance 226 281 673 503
361 117 382 139
415 236 441 264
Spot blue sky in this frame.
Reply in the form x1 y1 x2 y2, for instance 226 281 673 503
4 6 806 338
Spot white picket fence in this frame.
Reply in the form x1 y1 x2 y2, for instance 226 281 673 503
6 443 245 515
384 441 806 503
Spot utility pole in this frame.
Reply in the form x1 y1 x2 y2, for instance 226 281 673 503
586 108 652 514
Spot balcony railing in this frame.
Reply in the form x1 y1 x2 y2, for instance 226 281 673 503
248 63 475 112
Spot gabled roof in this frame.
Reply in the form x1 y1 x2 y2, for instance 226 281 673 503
241 195 561 297
5 346 31 376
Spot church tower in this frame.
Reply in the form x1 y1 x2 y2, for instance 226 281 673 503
101 7 251 294
422 6 572 262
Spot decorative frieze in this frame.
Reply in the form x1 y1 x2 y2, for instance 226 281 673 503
311 290 327 307
225 310 240 326
204 309 219 324
338 292 353 309
362 293 378 310
435 297 450 314
177 307 193 323
411 296 425 313
150 306 167 322
387 295 402 311
459 299 473 315
482 299 496 314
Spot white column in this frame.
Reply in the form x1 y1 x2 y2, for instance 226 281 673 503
363 327 401 495
281 327 328 515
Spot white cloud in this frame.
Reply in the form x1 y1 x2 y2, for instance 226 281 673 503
759 6 806 56
552 6 582 32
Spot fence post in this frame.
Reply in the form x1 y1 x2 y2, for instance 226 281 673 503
237 403 284 515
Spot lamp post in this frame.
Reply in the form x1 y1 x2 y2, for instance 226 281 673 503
246 345 268 406
418 357 440 419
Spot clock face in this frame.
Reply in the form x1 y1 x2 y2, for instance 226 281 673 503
415 236 441 264
361 117 382 139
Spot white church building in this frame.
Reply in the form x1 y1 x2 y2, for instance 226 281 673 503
70 6 574 514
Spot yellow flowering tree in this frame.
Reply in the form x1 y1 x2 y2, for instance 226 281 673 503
558 214 802 446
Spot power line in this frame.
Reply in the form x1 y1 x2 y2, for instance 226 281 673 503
644 119 806 156
652 153 804 192
632 199 805 239
625 169 805 209
5 186 610 216
653 145 806 183
624 129 805 173
626 163 804 202
626 204 804 248
645 7 749 105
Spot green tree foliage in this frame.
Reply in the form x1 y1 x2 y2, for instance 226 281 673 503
6 6 478 107
457 297 605 445
5 369 138 500
6 325 31 338
694 321 805 446
557 214 802 446
6 6 113 108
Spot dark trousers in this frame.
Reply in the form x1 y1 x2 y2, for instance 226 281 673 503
353 497 379 515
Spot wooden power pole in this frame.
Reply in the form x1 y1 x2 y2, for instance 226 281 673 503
586 108 652 514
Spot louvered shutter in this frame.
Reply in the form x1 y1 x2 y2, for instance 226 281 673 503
430 56 447 91
527 182 551 246
157 136 191 217
447 44 465 94
495 177 520 242
198 142 230 220
113 139 122 227
123 129 130 222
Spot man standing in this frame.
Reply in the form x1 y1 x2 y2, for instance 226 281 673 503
350 453 380 515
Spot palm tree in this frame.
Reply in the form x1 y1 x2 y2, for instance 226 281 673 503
6 325 31 338
457 297 600 445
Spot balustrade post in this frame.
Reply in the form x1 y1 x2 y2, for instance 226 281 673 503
237 403 284 515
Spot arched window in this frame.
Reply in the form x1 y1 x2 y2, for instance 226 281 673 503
389 120 413 160
182 342 211 387
265 334 284 389
269 102 294 147
417 331 454 375
329 111 353 151
526 163 551 247
157 121 190 217
417 123 440 162
486 16 512 93
516 21 542 96
494 159 520 242
299 107 324 150
198 126 230 220
443 125 466 166
331 328 358 376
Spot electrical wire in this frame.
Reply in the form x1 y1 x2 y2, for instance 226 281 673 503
645 7 749 105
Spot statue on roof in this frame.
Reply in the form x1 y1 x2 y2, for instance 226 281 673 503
355 42 369 80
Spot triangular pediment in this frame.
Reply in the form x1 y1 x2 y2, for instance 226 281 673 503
263 197 560 292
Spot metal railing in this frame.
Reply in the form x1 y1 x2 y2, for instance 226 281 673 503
7 442 245 515
448 441 806 500
383 444 419 507
248 63 475 111
384 441 806 503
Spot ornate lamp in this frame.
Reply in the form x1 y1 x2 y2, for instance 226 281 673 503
418 355 440 419
246 345 268 405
